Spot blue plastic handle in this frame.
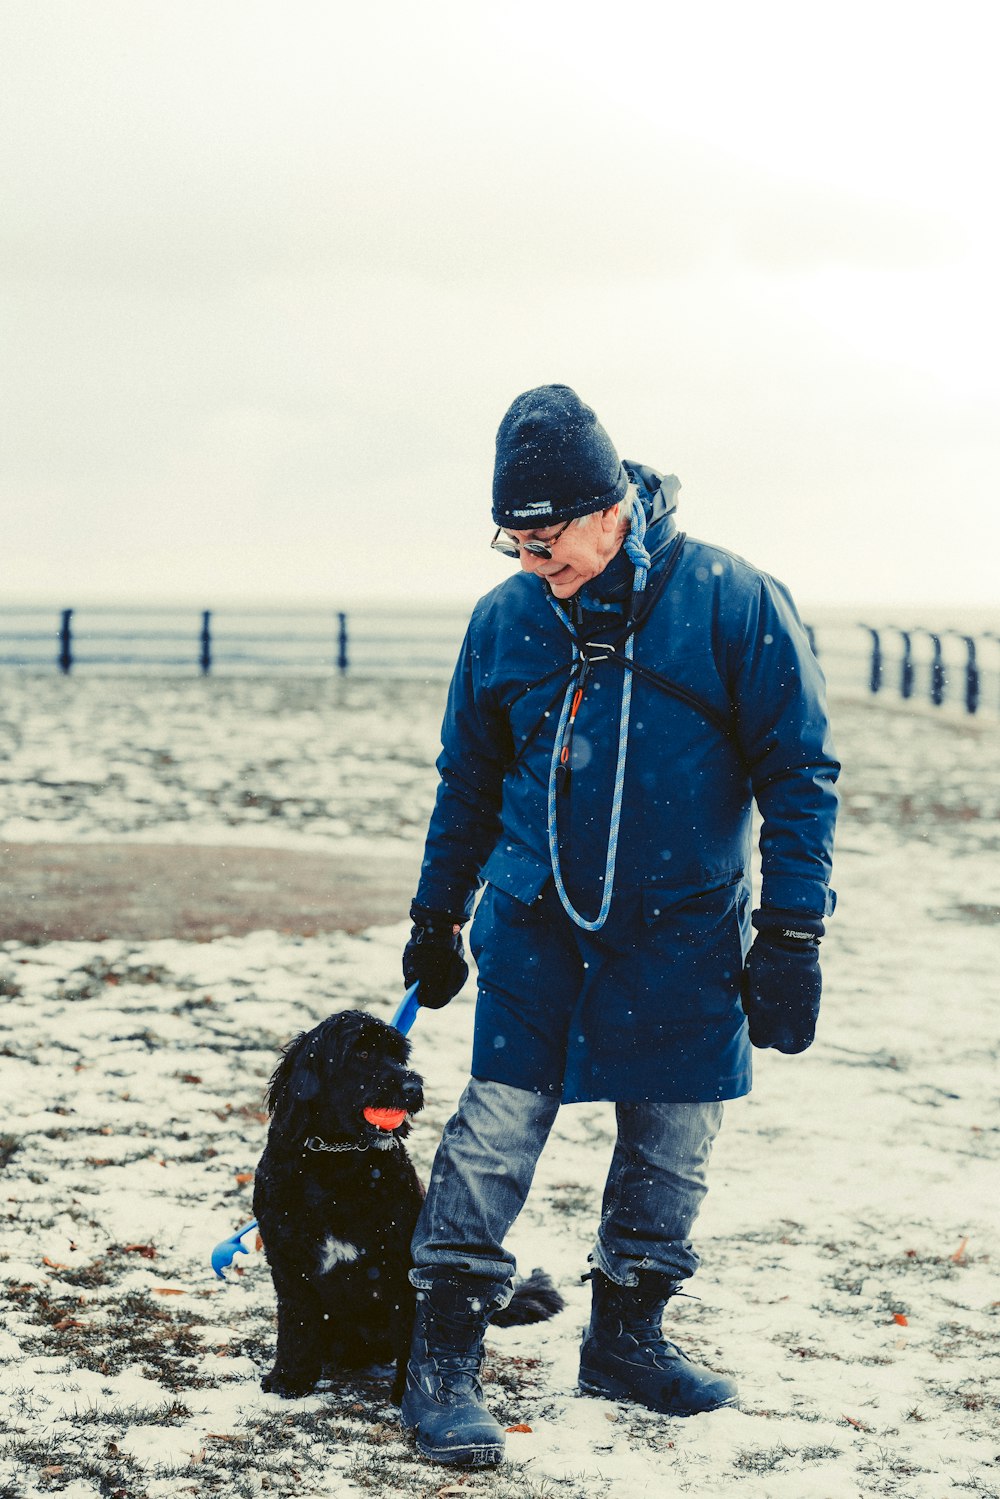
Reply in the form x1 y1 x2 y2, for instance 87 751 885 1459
391 981 421 1035
211 1220 258 1280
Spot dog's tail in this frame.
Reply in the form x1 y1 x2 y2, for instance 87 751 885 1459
491 1267 565 1327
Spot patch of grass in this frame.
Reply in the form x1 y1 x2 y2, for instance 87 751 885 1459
937 1320 998 1347
344 1444 573 1498
0 1136 20 1172
69 1398 192 1427
69 957 176 990
933 1380 1000 1415
856 1443 926 1481
222 1321 273 1366
853 1247 964 1283
106 1028 160 1051
547 1182 593 1216
772 1332 842 1362
950 1479 1000 1498
53 1251 126 1290
0 1044 39 1066
3 1387 43 1425
5 1282 215 1392
734 1443 795 1473
0 1433 149 1498
951 902 1000 925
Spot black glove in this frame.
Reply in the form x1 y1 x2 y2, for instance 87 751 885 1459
741 909 824 1054
402 903 469 1010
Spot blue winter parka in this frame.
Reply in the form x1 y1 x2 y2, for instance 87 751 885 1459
415 464 839 1104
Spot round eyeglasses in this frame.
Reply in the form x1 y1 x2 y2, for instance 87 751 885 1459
490 517 574 560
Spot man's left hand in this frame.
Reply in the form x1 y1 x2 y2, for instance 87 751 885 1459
741 913 823 1054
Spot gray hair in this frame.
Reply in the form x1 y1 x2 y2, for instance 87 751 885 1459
575 482 638 529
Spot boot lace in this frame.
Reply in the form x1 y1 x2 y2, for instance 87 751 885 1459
426 1317 486 1402
616 1289 683 1364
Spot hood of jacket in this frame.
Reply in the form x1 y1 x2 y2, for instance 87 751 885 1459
570 460 681 611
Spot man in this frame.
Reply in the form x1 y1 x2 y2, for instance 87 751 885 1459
400 384 839 1466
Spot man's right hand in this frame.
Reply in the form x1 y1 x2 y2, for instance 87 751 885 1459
402 904 469 1009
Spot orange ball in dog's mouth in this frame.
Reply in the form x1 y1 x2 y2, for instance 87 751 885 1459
363 1107 408 1132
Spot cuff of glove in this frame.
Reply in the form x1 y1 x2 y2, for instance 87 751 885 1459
752 907 825 943
409 902 465 936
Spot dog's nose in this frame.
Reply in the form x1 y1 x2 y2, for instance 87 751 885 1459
402 1074 424 1109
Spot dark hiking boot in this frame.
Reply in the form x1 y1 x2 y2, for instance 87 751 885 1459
400 1275 507 1466
578 1268 738 1416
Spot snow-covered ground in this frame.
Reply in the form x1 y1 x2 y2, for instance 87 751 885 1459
1 673 998 1499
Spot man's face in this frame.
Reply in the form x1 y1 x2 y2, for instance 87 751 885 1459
502 505 623 599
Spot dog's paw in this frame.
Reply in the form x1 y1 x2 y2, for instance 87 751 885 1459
261 1368 318 1399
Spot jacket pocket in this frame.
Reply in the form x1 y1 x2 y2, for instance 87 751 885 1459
479 843 552 907
470 845 552 970
630 874 747 1020
642 873 745 932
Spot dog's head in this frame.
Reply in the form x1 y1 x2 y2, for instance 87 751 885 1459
264 1010 424 1149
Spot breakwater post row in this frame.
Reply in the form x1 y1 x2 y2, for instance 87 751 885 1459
859 625 985 715
6 607 353 676
0 608 997 716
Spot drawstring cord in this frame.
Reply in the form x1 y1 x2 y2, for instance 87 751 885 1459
545 496 650 931
545 636 632 930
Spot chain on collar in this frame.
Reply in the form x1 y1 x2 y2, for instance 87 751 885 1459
303 1133 400 1155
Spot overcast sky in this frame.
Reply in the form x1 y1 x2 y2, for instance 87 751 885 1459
2 0 997 611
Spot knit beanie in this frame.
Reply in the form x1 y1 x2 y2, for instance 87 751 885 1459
492 385 628 528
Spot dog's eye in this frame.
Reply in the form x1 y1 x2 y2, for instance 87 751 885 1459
357 1050 368 1060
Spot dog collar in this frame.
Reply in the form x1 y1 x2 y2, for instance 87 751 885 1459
303 1133 400 1155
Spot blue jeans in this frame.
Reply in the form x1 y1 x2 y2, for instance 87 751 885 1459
410 1077 723 1292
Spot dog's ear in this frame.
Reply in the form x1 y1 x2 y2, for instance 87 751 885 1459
265 1030 322 1134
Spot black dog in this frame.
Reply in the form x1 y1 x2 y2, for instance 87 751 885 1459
254 1010 563 1402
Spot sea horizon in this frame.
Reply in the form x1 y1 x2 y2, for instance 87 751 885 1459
1 595 998 632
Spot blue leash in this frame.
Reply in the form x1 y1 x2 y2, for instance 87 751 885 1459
545 496 649 932
210 983 421 1279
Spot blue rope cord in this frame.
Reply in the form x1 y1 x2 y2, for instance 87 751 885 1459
621 491 650 587
545 495 649 931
